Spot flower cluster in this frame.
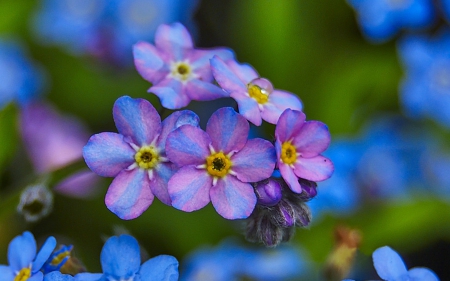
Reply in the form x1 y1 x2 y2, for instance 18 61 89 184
0 231 179 281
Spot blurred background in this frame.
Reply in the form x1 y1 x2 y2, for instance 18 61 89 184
0 0 450 280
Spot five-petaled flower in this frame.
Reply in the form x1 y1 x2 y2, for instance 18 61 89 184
210 56 303 126
166 107 276 219
133 22 234 109
275 109 333 193
0 231 56 281
83 95 199 220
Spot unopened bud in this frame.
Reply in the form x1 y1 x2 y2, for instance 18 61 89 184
17 184 53 222
255 179 282 206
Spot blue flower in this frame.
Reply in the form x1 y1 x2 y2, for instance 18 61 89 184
346 0 435 42
398 30 450 128
372 246 439 281
0 231 56 281
0 39 45 110
44 272 75 281
42 245 73 274
31 0 200 65
77 234 179 281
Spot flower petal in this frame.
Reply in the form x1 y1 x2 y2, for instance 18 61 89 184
32 236 56 272
8 231 36 271
275 109 306 143
100 235 140 279
150 78 190 110
139 255 179 281
210 56 247 93
158 110 200 150
293 121 331 157
225 59 258 83
105 169 154 220
151 162 178 205
113 96 161 146
83 132 134 177
166 125 210 166
73 273 102 281
294 155 334 182
373 246 408 280
408 268 439 281
185 79 229 101
133 41 165 84
28 272 43 281
210 176 257 219
155 22 193 61
278 161 302 193
261 90 303 124
44 272 75 281
206 107 249 154
190 48 235 81
168 166 212 212
232 138 276 182
231 93 262 126
53 170 100 198
0 265 14 281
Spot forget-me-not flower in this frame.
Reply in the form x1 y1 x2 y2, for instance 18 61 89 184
210 56 302 126
133 22 234 109
166 107 276 219
0 231 56 281
83 96 200 219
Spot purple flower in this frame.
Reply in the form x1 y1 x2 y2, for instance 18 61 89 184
210 56 303 126
274 109 333 193
19 101 99 198
372 246 439 281
83 96 199 219
0 231 56 281
166 107 276 219
133 22 234 109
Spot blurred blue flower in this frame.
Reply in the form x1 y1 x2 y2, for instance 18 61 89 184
42 245 73 274
0 39 46 110
78 234 179 281
31 0 199 65
398 30 450 128
346 0 435 42
0 231 56 281
181 239 307 281
372 246 439 281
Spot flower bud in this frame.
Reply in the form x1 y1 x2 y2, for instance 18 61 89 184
255 179 282 206
17 184 53 222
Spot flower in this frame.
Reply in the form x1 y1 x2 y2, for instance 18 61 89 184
166 107 276 219
44 272 75 281
372 246 439 281
31 0 200 65
20 101 100 198
17 184 54 223
75 234 179 281
398 30 450 128
346 0 435 43
0 231 56 281
83 95 200 219
0 39 45 110
210 56 302 126
133 22 234 109
274 109 333 193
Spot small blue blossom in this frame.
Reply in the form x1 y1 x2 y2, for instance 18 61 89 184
347 0 435 42
42 245 73 274
0 231 56 281
78 234 179 281
0 39 46 110
398 30 450 128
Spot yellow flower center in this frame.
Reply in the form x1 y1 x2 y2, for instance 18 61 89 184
281 141 297 165
205 152 232 177
50 250 71 266
134 146 160 169
14 268 31 281
171 61 192 81
248 84 269 104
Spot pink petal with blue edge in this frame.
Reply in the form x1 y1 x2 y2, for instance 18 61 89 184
210 176 256 219
158 110 200 150
190 48 235 81
105 169 154 220
261 90 303 124
150 78 189 109
232 138 276 182
151 162 178 205
278 160 302 193
293 121 331 157
275 109 306 143
294 155 334 182
113 96 161 146
83 132 135 177
185 79 229 101
168 166 212 212
206 107 249 153
166 125 210 166
231 93 262 126
225 59 258 83
155 23 193 61
133 41 165 84
210 56 247 93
